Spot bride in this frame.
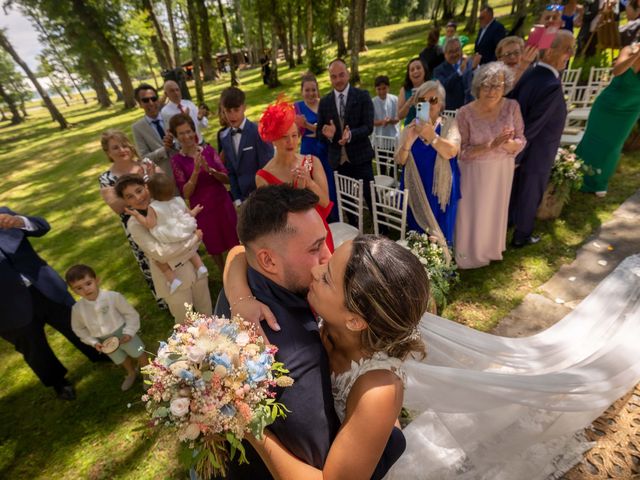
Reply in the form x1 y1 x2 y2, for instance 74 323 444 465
231 235 640 479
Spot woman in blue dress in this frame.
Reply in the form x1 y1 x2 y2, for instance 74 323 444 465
294 72 338 222
395 81 461 245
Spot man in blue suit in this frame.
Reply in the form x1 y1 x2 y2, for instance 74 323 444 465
219 87 274 205
508 31 575 247
474 6 507 64
433 38 479 110
0 207 105 400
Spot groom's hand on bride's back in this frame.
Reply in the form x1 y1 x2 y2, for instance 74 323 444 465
233 297 280 339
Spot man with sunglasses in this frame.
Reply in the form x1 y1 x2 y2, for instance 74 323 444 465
131 83 177 188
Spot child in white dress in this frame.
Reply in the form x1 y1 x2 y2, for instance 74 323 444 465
126 173 207 294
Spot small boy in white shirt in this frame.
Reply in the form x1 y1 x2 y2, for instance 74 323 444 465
66 264 148 391
372 75 400 139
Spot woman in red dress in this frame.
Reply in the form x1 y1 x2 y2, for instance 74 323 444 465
256 98 335 252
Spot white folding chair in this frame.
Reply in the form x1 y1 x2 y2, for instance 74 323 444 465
372 134 398 188
588 67 613 90
329 173 364 249
441 110 457 121
370 183 409 241
562 67 581 100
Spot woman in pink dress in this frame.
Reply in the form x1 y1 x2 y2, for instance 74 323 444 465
255 98 335 252
455 62 526 269
169 114 238 270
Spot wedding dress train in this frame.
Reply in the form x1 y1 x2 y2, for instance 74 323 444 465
386 254 640 479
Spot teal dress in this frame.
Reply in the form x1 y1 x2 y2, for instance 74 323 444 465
403 89 417 126
577 68 640 192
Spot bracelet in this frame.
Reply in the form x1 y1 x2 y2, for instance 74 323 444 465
230 295 257 310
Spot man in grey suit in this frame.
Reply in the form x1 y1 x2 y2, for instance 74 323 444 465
131 83 177 186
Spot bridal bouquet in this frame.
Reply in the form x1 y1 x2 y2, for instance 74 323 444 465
406 231 458 310
142 307 293 478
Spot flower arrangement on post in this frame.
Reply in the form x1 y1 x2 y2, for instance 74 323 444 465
141 307 293 479
538 146 591 220
405 231 458 311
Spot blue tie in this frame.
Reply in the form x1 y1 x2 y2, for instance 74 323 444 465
151 119 165 139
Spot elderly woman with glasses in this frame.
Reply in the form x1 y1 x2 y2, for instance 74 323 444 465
395 81 461 245
454 62 526 269
496 36 538 84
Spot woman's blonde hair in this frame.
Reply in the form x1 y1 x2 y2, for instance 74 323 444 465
100 129 140 163
496 36 525 59
343 235 429 361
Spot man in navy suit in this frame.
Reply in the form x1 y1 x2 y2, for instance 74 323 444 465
0 207 105 400
433 38 479 110
317 59 376 214
474 6 507 64
219 87 274 205
508 31 575 247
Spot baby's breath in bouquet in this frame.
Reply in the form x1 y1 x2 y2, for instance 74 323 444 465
142 307 293 478
406 232 458 310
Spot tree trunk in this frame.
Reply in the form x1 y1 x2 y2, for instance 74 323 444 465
431 0 442 20
142 0 174 68
235 0 255 65
0 106 7 121
359 0 366 52
269 0 281 87
217 0 239 86
274 5 291 66
8 79 29 117
461 0 470 17
296 2 303 64
0 82 23 124
150 35 170 71
165 0 181 66
83 56 112 108
443 0 456 20
105 71 124 102
0 31 67 128
465 0 480 34
287 1 295 68
186 0 205 104
71 0 136 108
349 0 364 84
30 14 88 105
196 0 216 81
48 75 70 106
332 0 348 58
143 48 160 89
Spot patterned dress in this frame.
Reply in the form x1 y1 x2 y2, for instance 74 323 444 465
98 170 167 309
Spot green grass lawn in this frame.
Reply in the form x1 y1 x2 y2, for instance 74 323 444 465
1 14 639 479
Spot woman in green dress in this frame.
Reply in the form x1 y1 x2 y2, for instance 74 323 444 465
577 45 640 196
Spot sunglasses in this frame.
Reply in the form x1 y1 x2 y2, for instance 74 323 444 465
419 96 439 105
545 4 564 11
140 96 159 104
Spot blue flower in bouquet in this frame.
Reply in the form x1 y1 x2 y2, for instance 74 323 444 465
179 368 195 382
247 354 271 383
220 404 236 417
211 353 232 370
220 323 238 338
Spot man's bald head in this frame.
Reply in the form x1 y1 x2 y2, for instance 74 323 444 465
163 80 182 103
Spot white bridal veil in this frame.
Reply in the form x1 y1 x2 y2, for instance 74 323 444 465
386 254 640 479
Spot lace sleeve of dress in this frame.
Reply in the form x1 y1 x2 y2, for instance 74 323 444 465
510 100 527 153
171 155 188 194
443 117 461 147
204 145 229 174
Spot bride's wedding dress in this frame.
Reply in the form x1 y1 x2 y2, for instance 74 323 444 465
384 254 640 479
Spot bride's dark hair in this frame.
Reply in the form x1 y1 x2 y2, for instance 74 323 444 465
343 235 429 360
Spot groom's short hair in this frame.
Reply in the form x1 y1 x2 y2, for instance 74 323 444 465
237 185 319 246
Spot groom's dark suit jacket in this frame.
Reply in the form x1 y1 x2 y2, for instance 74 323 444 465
216 267 340 478
215 268 406 479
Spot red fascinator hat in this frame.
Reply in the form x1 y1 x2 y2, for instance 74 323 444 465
258 95 296 142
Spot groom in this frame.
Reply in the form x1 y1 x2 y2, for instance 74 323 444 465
215 185 339 478
216 185 405 479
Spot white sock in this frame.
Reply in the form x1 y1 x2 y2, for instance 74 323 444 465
168 278 182 294
197 265 209 279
